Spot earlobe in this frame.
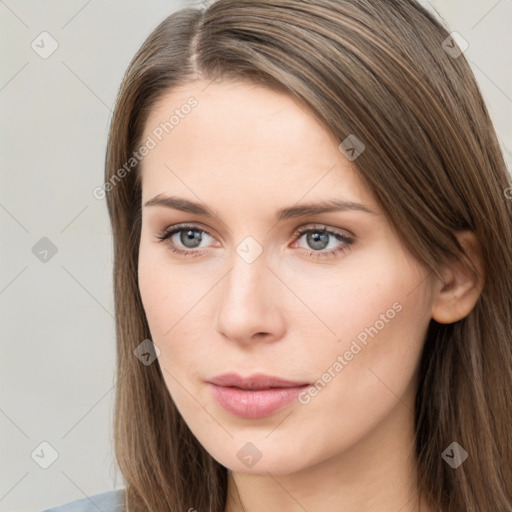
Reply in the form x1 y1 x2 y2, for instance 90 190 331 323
431 231 486 324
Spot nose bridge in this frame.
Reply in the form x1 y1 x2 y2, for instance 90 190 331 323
222 229 269 295
223 247 271 313
215 243 283 342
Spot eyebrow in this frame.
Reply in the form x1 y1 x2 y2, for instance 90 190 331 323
143 194 377 220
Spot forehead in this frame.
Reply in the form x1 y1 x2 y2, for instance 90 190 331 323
144 79 332 148
139 79 372 207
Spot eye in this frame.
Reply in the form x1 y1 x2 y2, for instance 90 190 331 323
291 224 354 259
156 223 355 259
156 224 215 257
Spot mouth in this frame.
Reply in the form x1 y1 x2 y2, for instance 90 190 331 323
206 373 310 419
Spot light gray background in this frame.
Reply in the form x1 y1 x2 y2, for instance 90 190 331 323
1 1 511 511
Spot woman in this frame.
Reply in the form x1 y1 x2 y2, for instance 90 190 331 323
42 0 512 511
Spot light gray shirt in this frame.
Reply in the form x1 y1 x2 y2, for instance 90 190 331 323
40 489 124 512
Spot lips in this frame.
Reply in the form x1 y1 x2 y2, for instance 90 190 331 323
207 372 310 390
206 372 311 419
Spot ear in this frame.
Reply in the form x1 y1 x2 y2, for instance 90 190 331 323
431 231 486 324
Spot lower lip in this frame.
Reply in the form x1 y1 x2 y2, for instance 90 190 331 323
208 383 309 419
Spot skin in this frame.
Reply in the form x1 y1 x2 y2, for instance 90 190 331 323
137 79 484 512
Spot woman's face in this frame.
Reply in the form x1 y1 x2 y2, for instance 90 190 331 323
137 79 436 475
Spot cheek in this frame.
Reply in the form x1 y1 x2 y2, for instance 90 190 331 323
289 245 430 389
292 251 431 441
138 242 201 339
137 245 212 382
282 243 427 347
137 258 200 414
138 262 169 338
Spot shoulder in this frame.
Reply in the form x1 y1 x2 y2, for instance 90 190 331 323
40 489 125 512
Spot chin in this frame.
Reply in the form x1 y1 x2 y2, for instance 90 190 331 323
200 435 321 476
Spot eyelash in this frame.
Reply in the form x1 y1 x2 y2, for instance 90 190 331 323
156 223 355 260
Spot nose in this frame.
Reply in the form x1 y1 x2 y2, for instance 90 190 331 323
214 250 286 346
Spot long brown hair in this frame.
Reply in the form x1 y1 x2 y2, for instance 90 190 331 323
104 1 512 510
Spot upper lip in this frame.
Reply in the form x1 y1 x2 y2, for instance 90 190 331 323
207 372 310 390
